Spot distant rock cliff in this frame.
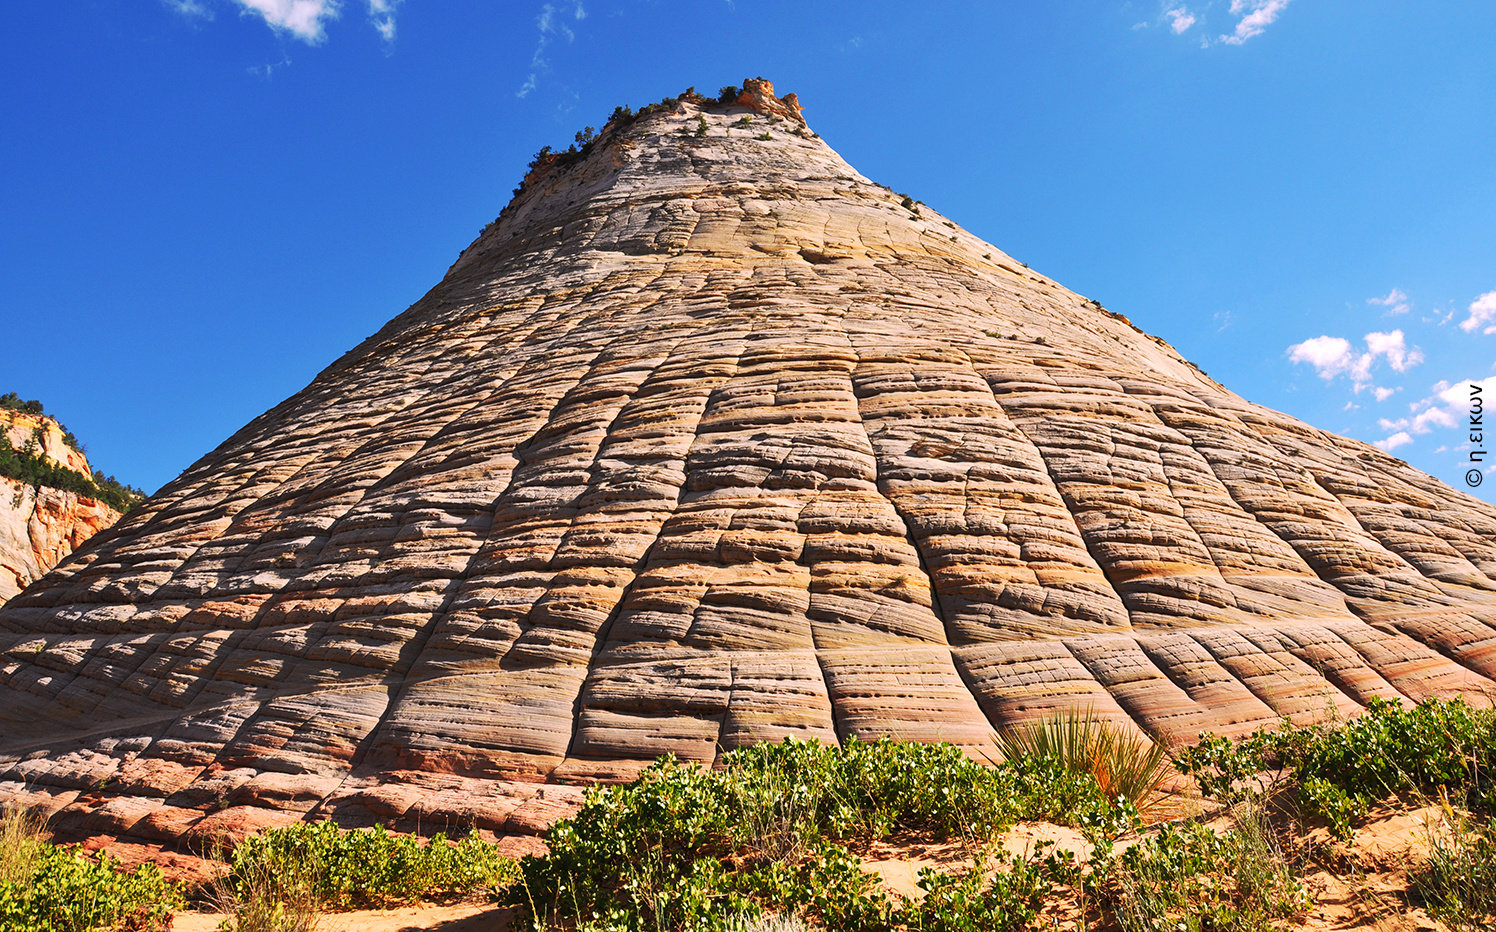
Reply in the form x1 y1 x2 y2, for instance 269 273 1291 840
0 408 124 602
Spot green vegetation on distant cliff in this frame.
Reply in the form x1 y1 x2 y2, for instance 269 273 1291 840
0 393 45 418
0 393 80 452
2 392 146 513
1 434 145 514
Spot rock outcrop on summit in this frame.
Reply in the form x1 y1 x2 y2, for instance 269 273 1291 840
3 80 1495 850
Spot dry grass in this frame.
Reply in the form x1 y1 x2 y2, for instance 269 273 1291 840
0 804 48 888
1412 797 1496 932
208 842 322 932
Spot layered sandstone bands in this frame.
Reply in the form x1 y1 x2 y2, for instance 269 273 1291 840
3 82 1495 849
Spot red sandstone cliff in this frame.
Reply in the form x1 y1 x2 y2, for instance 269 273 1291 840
0 410 123 602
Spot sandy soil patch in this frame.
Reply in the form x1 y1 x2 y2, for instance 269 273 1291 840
172 901 518 932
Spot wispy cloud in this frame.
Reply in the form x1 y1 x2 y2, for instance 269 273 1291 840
1459 290 1496 335
1286 329 1424 392
164 0 213 17
1368 287 1410 316
1374 376 1496 451
168 0 400 42
517 1 586 98
247 54 293 78
367 0 399 41
230 0 341 43
1221 0 1291 45
1165 7 1196 33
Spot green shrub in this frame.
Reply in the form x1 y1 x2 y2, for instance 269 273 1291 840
225 822 516 913
1175 697 1496 838
911 854 1050 932
506 736 1126 931
0 843 181 932
1093 805 1307 932
0 393 45 417
0 435 146 513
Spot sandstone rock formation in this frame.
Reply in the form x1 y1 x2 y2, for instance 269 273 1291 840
3 81 1495 850
1 410 122 602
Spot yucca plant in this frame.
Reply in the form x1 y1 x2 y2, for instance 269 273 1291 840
995 709 1173 813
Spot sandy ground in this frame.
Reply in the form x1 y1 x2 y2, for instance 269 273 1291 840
171 902 519 931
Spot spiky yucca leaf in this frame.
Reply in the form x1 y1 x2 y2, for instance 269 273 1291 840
995 710 1172 812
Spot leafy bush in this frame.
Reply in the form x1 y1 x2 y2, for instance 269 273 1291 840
506 736 1126 932
0 834 181 932
0 393 45 417
1175 697 1496 838
1092 807 1307 932
912 855 1050 932
224 822 516 914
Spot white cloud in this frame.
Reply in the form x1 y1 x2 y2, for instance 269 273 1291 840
171 0 398 41
1166 7 1196 33
1287 329 1423 391
518 1 586 98
1368 288 1410 316
230 0 340 43
1221 0 1291 45
1459 290 1496 335
367 0 399 41
1374 376 1496 452
1375 432 1413 453
1287 335 1355 379
1373 386 1396 402
1364 330 1423 373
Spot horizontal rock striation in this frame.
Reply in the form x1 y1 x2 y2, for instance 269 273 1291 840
3 82 1495 848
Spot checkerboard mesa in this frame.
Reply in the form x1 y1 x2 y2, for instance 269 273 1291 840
3 80 1495 853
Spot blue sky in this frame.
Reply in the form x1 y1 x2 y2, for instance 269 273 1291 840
3 1 1493 504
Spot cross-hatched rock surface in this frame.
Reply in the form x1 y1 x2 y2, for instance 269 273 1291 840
3 82 1495 849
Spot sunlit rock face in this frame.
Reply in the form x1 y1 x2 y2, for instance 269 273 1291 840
3 81 1495 848
1 410 123 603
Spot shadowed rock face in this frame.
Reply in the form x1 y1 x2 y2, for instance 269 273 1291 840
4 83 1496 847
